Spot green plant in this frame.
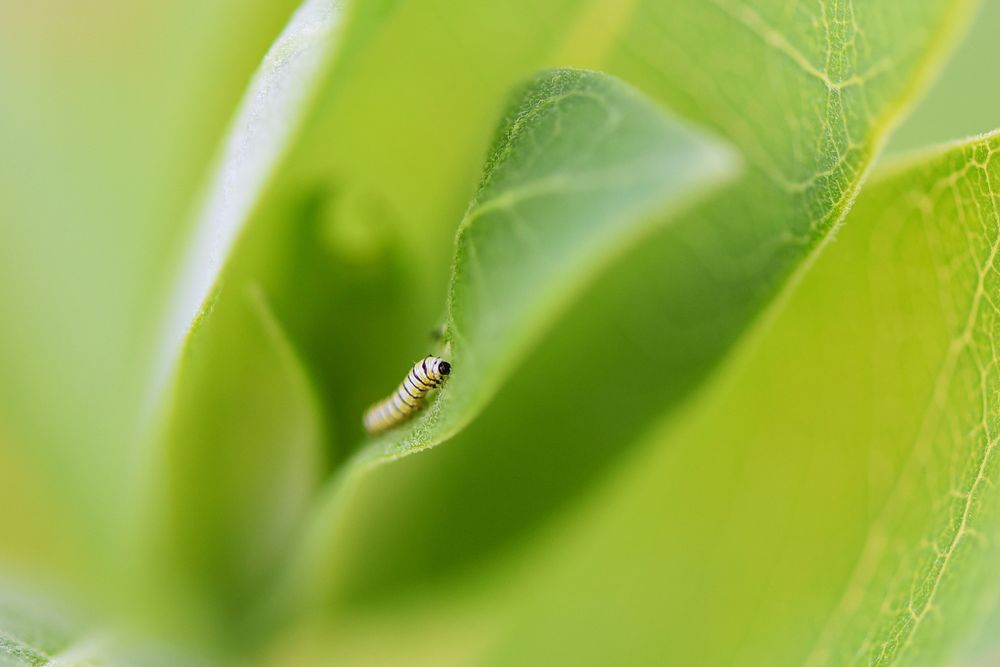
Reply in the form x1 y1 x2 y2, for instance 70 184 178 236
1 0 999 665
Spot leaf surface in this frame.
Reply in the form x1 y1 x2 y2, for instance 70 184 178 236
264 129 1000 667
142 0 712 614
276 67 735 604
0 0 302 535
360 68 735 462
128 0 398 618
472 131 1000 667
282 0 977 612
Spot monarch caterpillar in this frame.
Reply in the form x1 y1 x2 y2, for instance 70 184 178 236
363 356 452 434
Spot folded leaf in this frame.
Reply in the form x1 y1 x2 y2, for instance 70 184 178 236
263 128 1000 667
468 130 1000 667
277 65 733 607
285 0 976 612
215 0 633 457
141 286 325 625
368 68 734 461
127 0 391 620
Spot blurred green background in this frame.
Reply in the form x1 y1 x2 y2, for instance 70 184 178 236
1 0 999 665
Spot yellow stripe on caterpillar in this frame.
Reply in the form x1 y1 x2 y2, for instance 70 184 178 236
363 356 452 434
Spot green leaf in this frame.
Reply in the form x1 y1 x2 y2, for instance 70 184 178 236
469 130 1000 667
362 68 735 461
126 0 396 619
215 0 628 459
275 67 735 606
796 136 1000 665
262 129 1000 667
281 0 977 612
139 0 707 617
144 0 348 415
141 285 325 626
0 0 303 540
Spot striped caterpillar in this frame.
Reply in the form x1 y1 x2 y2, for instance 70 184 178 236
363 356 451 434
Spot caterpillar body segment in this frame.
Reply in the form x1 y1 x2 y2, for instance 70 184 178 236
363 356 452 434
